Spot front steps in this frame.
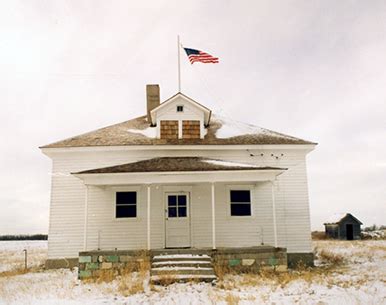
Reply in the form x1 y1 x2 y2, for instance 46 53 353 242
150 253 216 284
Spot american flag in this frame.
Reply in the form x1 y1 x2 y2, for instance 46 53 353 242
183 47 219 64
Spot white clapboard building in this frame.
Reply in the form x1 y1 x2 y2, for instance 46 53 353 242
40 85 316 272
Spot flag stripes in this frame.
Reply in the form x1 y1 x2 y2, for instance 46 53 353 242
183 48 219 64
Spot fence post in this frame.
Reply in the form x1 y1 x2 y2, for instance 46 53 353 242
23 249 27 270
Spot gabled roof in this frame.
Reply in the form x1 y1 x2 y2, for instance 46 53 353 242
41 114 316 148
324 213 363 225
74 157 287 174
150 92 212 126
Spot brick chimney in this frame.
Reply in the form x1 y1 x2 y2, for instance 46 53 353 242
146 84 160 123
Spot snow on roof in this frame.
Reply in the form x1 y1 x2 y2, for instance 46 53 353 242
41 113 315 148
213 115 300 141
202 159 259 168
127 126 157 138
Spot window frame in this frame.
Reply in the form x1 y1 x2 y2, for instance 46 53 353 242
167 193 189 218
112 187 140 221
176 105 184 112
227 185 255 218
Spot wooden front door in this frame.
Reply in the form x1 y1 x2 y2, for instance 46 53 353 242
165 192 191 248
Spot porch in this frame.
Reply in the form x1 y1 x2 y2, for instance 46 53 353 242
73 157 287 254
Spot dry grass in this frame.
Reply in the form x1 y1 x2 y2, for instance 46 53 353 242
317 249 346 266
312 231 329 240
153 272 177 286
0 264 44 278
213 262 232 281
0 267 29 278
117 255 150 296
224 292 241 305
82 252 151 296
0 241 47 273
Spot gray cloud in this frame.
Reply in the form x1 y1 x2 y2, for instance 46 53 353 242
0 0 385 233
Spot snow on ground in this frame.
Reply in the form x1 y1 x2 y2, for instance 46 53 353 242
0 240 385 304
0 241 47 272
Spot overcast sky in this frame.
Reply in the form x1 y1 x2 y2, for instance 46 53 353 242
0 0 385 234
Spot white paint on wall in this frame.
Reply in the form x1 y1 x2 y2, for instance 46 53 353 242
45 147 313 259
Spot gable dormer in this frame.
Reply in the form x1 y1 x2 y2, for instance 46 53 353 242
150 92 211 140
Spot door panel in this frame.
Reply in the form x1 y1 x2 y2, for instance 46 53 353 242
346 224 354 240
165 193 191 248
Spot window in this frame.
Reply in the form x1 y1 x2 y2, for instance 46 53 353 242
230 190 251 216
168 195 187 218
116 192 137 218
177 105 184 112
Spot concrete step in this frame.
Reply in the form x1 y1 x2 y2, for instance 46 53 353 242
152 261 212 268
150 274 217 284
153 254 211 263
151 267 215 276
150 253 216 284
151 249 212 256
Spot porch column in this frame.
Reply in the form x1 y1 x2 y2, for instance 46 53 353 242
211 182 216 250
83 185 89 251
147 184 151 250
271 181 278 248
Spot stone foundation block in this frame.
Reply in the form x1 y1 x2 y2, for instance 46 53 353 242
105 255 119 262
101 262 112 269
287 253 314 268
79 256 91 263
86 262 99 270
242 259 255 266
79 270 91 278
119 255 132 262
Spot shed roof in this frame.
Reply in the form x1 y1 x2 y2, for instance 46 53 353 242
41 114 316 148
74 157 287 174
324 213 363 225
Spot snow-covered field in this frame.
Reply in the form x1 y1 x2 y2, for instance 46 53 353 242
0 240 385 305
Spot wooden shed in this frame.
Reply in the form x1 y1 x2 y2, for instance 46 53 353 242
324 213 363 240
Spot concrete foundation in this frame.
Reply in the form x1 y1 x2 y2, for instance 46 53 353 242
287 252 314 268
78 250 150 279
76 246 288 279
45 258 78 269
213 246 287 272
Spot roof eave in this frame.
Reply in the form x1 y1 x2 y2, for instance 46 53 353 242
73 168 287 186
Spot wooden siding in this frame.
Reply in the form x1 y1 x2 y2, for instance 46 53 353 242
182 120 200 139
155 95 205 139
46 148 313 259
160 120 178 139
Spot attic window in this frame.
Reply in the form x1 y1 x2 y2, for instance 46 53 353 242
177 105 184 112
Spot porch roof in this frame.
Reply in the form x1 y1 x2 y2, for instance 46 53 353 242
73 157 287 185
75 157 286 174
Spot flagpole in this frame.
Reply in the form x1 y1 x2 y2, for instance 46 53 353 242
177 35 181 92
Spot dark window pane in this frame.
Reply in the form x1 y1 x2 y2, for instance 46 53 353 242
178 195 187 206
116 205 136 218
168 196 177 206
168 207 177 217
178 207 187 217
116 192 136 205
231 204 251 216
230 190 250 203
